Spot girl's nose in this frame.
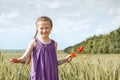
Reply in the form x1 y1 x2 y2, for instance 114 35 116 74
42 29 47 32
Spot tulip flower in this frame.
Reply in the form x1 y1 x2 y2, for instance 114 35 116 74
83 55 87 59
77 46 83 53
70 52 77 58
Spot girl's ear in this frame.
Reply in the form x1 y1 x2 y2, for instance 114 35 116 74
36 26 38 30
36 26 39 31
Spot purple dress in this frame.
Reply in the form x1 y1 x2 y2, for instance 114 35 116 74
30 39 59 80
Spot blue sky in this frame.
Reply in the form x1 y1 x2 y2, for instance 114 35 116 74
0 0 120 50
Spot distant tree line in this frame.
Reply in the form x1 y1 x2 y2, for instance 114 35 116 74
1 50 25 53
64 27 120 54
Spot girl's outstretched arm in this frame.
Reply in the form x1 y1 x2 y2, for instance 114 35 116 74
9 39 36 65
58 55 72 65
54 41 72 65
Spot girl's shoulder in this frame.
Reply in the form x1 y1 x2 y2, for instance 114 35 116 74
29 38 37 47
51 40 57 49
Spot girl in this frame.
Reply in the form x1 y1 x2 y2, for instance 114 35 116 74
9 16 72 80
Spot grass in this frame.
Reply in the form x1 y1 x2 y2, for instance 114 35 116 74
0 52 120 80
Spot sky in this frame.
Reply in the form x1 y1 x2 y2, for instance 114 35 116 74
0 0 120 50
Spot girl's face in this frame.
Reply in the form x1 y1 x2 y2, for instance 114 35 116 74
37 21 52 39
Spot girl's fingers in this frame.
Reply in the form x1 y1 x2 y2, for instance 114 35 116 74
65 54 71 59
65 56 72 62
68 57 72 61
9 59 14 64
9 58 18 64
9 61 14 64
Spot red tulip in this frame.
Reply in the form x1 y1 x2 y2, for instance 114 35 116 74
77 46 83 53
70 52 77 58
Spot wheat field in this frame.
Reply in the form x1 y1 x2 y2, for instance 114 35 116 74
0 52 120 80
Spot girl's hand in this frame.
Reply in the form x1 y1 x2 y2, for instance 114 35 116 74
65 55 72 62
9 58 21 64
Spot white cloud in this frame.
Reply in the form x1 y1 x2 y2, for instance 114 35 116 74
108 7 114 16
107 7 120 26
61 12 81 17
108 7 120 16
0 10 21 25
7 11 20 20
48 1 61 9
95 27 105 35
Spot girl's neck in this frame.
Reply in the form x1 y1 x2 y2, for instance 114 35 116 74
39 37 51 44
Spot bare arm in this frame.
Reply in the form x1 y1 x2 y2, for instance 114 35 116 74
9 39 35 65
54 42 72 65
58 58 68 65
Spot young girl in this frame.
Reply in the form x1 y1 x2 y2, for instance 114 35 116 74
9 16 72 80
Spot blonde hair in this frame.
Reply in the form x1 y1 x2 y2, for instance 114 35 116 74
33 16 53 38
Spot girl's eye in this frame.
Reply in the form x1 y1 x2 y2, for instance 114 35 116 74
45 27 49 29
40 28 43 30
39 27 50 30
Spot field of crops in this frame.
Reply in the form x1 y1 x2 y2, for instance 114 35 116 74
0 51 120 80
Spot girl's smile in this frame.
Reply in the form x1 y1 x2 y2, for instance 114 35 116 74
37 21 52 39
